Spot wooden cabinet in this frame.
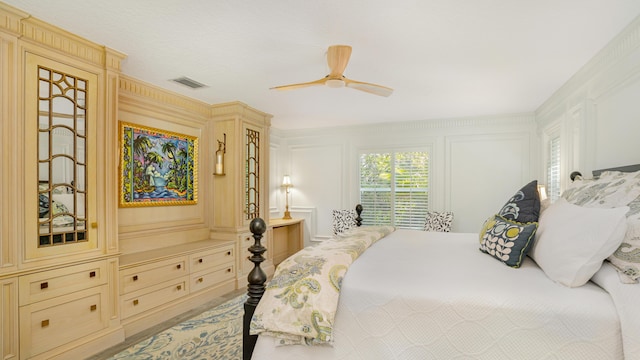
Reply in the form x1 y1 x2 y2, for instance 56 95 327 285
1 278 19 360
119 240 235 335
189 247 236 293
210 102 274 285
270 218 305 266
0 6 125 359
18 260 110 359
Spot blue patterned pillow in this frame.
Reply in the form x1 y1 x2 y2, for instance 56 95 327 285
479 214 538 268
498 180 540 224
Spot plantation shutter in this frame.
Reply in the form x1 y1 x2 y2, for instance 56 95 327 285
394 152 429 229
359 151 429 229
547 135 561 201
359 153 392 226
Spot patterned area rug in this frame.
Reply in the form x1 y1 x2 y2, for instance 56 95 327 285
109 295 246 360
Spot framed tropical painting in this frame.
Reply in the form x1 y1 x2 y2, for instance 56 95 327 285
120 122 198 207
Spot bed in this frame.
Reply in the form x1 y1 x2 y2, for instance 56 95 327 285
242 165 640 360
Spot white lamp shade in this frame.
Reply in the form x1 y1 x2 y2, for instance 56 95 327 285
537 184 548 201
282 175 292 187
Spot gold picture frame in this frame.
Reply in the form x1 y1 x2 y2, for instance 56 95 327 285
119 122 198 207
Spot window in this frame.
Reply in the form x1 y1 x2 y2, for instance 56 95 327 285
359 150 429 229
547 135 561 202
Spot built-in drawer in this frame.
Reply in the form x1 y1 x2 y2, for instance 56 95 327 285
190 264 235 293
19 285 108 359
121 276 188 319
120 256 188 294
18 260 107 306
189 245 234 273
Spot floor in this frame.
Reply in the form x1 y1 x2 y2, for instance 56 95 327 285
87 288 246 360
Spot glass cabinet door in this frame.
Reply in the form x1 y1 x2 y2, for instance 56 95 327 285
245 126 260 221
25 53 98 259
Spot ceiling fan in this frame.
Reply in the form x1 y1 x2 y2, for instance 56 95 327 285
270 45 394 97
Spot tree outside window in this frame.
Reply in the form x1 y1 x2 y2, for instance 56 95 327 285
359 151 429 229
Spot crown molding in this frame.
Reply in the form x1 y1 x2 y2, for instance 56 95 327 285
119 75 211 120
273 112 535 138
210 101 273 126
0 4 126 70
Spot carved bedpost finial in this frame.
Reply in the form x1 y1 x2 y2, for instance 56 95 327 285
244 217 267 360
355 204 363 227
246 217 267 306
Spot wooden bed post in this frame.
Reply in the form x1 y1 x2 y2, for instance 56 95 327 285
243 217 267 360
242 204 362 359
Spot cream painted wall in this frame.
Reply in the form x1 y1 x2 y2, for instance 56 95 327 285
117 76 212 254
270 114 537 239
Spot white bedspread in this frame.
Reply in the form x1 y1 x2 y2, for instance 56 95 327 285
252 230 625 360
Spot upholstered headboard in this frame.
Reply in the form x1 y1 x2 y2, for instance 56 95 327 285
592 164 640 178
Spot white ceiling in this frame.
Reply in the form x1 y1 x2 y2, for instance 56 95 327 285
6 0 640 129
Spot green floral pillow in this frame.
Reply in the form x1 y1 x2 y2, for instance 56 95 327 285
479 214 538 268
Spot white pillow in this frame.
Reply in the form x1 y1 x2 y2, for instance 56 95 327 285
529 197 629 287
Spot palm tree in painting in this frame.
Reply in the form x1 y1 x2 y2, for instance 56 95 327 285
162 141 177 165
161 141 178 190
133 135 153 186
175 147 189 193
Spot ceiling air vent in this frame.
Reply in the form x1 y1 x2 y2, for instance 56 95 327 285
170 76 207 89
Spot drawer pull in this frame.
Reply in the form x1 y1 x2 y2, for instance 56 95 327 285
41 319 49 327
227 251 232 256
133 275 138 281
227 268 232 273
133 299 139 306
176 264 182 269
90 304 97 311
89 271 96 278
177 285 182 290
197 277 203 283
198 259 203 263
91 222 98 228
40 282 48 290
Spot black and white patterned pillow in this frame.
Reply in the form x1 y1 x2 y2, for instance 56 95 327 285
331 209 357 235
423 211 454 232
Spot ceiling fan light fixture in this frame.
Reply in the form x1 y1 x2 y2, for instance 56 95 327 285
270 45 393 97
325 79 345 88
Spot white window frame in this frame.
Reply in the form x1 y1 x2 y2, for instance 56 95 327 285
543 123 562 202
358 148 430 229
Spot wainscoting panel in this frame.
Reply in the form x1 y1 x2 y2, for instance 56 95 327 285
446 133 531 232
289 143 345 239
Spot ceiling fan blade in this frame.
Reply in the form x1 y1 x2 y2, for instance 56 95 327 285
270 77 327 91
344 78 394 97
327 45 352 77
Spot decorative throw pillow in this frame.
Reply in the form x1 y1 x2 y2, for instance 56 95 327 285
561 170 640 283
479 214 538 268
607 196 640 282
562 170 640 208
497 180 540 224
423 211 454 232
331 209 357 235
529 197 629 287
